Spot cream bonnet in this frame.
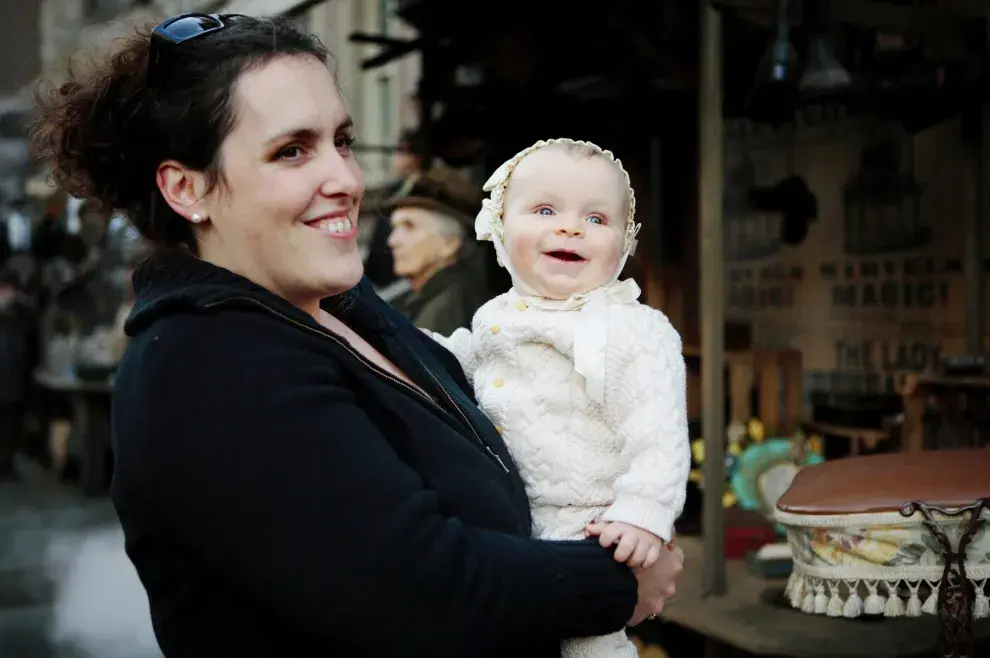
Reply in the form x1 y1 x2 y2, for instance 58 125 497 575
474 138 641 276
472 138 644 403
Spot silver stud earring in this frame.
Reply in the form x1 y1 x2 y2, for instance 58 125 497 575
191 213 204 223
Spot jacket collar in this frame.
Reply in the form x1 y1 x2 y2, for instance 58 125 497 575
126 250 394 337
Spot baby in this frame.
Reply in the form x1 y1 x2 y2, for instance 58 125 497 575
431 138 690 658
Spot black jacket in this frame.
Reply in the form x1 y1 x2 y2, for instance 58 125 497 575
110 252 636 658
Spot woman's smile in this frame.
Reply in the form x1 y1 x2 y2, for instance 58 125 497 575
304 214 358 239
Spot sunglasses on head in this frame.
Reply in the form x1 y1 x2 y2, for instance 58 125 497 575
147 13 235 90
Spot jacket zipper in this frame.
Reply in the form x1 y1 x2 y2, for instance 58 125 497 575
417 361 510 473
204 297 510 474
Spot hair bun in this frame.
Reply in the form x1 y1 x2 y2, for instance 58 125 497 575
31 30 153 214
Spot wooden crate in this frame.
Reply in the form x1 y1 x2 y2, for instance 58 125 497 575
684 346 803 436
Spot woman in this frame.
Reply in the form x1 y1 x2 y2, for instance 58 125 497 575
388 165 490 334
30 13 682 657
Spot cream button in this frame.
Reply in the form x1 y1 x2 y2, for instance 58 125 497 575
493 378 504 388
491 325 500 335
515 300 528 311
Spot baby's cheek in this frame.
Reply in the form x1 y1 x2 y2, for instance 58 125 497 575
592 237 624 280
586 263 618 291
504 230 540 270
602 249 623 276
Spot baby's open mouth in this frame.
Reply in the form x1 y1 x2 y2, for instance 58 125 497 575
545 250 586 262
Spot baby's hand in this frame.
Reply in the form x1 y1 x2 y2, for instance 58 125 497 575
587 521 665 568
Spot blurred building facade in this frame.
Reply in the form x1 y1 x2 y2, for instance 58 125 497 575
30 0 421 192
0 2 41 200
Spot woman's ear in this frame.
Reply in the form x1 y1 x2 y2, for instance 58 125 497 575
156 160 209 221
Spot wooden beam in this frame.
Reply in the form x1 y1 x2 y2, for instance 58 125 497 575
357 37 423 70
699 0 727 598
349 32 416 48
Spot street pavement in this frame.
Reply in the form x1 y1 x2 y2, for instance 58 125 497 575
0 458 162 657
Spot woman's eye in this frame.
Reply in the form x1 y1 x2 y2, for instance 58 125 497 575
336 135 357 153
276 145 304 161
537 207 554 216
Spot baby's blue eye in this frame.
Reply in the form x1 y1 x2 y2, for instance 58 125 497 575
538 207 554 216
587 216 604 225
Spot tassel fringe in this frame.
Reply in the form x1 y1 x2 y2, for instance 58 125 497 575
785 573 990 619
974 580 989 620
920 580 939 615
883 581 905 617
862 581 886 616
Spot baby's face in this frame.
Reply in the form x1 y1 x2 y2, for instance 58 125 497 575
502 148 627 299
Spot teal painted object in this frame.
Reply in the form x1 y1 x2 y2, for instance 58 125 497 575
730 439 824 521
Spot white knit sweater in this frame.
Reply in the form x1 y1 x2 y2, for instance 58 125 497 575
433 287 690 542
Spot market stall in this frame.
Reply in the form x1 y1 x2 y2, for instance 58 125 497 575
684 1 990 656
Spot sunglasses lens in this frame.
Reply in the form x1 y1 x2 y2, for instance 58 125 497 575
159 14 223 42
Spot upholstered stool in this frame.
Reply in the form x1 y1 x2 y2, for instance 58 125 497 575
775 449 990 657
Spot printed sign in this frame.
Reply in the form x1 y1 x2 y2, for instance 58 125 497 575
722 118 988 396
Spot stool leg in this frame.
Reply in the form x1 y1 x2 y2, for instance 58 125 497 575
901 499 988 658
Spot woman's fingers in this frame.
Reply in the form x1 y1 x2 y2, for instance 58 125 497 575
663 545 684 598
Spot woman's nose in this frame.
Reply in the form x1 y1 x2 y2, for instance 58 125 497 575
319 155 364 199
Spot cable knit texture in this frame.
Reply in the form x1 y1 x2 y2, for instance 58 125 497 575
435 285 690 657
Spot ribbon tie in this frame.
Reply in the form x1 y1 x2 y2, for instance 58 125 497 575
512 279 641 404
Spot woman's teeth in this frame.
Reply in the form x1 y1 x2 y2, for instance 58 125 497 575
312 217 353 235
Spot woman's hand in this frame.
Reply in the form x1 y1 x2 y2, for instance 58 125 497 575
626 542 683 625
586 520 683 624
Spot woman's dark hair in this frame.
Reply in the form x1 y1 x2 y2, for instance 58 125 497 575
30 15 330 251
